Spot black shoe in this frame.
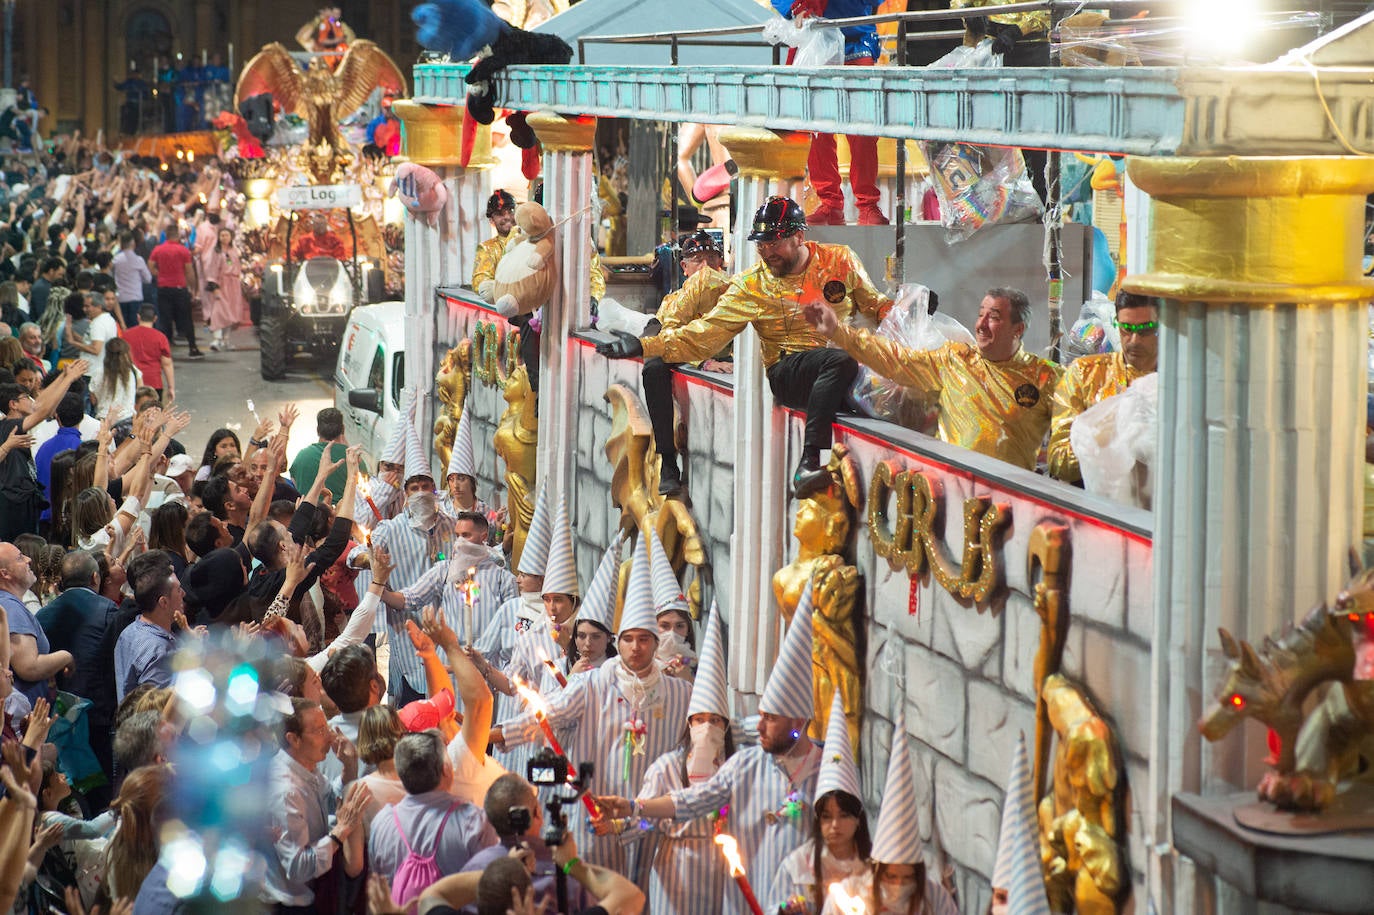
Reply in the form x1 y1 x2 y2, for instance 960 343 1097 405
187 348 205 359
791 464 830 499
658 455 683 497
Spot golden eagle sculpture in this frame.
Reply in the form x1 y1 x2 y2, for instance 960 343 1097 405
235 40 407 158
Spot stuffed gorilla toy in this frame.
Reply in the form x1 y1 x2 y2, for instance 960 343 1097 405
412 0 574 125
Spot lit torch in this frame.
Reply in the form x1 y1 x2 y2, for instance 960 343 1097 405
827 882 867 914
358 524 372 547
461 566 478 645
537 646 568 688
714 834 764 915
357 475 382 521
512 676 600 820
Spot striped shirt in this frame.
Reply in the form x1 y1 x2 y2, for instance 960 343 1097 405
633 746 735 915
367 513 459 693
397 556 516 692
669 743 823 915
501 659 693 879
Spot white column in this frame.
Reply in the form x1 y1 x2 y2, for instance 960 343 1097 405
1130 156 1374 912
717 128 811 707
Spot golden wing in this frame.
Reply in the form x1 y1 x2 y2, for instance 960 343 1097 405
603 383 655 534
234 43 303 116
333 40 410 120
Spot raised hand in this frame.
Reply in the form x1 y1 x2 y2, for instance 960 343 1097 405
1 425 34 455
278 403 300 430
370 544 395 583
283 542 317 592
406 619 437 656
420 605 458 649
21 696 53 749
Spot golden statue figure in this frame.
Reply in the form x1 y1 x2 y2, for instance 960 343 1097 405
1039 674 1124 915
603 383 707 620
235 40 406 182
494 363 539 567
433 341 472 471
772 444 863 747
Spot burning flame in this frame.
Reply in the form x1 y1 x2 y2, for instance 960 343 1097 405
512 675 550 717
358 524 371 546
714 833 746 877
827 883 866 915
357 476 371 497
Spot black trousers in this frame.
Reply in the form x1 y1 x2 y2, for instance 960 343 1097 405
156 286 197 348
511 313 540 394
766 348 859 452
642 356 676 456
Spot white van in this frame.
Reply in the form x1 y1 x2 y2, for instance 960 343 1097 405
334 301 406 466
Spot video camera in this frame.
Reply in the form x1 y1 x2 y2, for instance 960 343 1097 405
527 747 594 848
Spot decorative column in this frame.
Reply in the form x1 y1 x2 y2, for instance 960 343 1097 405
528 112 597 504
715 127 811 707
1129 157 1374 911
394 100 495 462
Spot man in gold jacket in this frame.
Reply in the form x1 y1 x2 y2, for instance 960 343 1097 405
640 230 732 495
1047 291 1158 483
599 196 892 497
803 287 1061 471
471 189 517 302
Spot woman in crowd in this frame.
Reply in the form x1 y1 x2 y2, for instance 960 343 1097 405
356 704 409 828
147 501 192 577
102 764 169 902
90 338 142 423
0 335 22 368
202 225 244 352
569 617 616 675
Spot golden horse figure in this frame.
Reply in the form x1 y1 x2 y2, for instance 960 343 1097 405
772 444 863 748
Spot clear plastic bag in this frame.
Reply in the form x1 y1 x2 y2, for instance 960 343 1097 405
918 40 1044 242
1062 291 1120 363
851 284 974 431
762 16 845 67
1071 373 1157 509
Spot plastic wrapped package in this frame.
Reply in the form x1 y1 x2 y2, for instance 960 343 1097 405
1071 373 1157 509
850 284 974 432
594 295 654 337
761 16 845 67
918 40 1043 242
1062 291 1120 363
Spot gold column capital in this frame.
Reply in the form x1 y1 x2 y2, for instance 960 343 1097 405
392 100 495 169
1125 156 1374 304
718 127 811 181
527 112 597 153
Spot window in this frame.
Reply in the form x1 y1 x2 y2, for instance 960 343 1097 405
367 346 384 393
391 353 405 409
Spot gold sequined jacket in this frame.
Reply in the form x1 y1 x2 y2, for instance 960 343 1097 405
470 233 511 297
830 324 1062 470
1047 352 1147 483
640 242 891 369
950 0 1050 38
652 265 732 364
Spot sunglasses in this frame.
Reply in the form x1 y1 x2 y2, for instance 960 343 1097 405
1114 319 1159 336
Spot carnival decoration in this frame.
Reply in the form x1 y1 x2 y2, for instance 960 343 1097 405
234 41 407 183
389 161 450 227
433 341 472 472
494 364 539 567
411 0 574 125
773 443 862 747
603 383 707 618
1030 524 1071 803
1039 674 1124 915
867 462 1010 603
493 202 558 320
490 0 570 30
1200 564 1374 814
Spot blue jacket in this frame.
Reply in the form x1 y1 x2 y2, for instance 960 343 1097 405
771 0 881 62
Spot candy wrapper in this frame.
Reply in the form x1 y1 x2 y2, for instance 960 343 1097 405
1071 373 1157 509
1062 291 1120 363
850 284 973 433
919 41 1043 242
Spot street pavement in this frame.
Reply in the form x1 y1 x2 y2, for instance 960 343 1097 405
172 322 336 464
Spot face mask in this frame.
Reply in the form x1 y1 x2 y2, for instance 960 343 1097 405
655 629 692 662
880 882 917 910
406 491 438 529
686 720 726 782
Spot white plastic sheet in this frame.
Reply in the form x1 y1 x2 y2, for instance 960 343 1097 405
762 16 844 67
1071 373 1157 509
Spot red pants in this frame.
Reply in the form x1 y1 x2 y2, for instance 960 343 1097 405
807 57 879 210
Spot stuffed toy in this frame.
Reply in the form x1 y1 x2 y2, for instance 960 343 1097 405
492 201 557 319
412 0 574 126
388 162 449 228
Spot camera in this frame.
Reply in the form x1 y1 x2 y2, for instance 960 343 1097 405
526 749 594 849
527 747 569 787
507 805 532 835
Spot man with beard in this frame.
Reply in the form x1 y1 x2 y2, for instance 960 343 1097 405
803 286 1062 471
595 581 823 915
1046 291 1159 484
471 190 517 303
599 196 892 498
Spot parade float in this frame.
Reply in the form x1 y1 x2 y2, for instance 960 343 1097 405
380 2 1374 912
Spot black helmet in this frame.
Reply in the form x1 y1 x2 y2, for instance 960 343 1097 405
747 196 806 242
678 230 722 259
485 190 516 218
